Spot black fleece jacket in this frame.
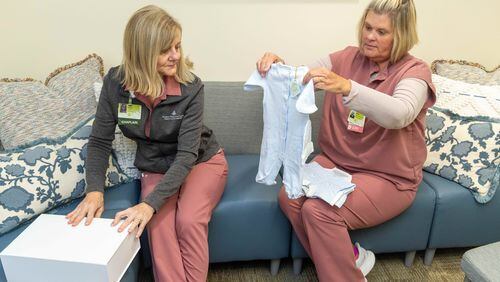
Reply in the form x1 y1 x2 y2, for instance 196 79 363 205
85 67 220 211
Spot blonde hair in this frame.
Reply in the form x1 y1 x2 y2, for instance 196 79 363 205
119 5 194 98
357 0 419 64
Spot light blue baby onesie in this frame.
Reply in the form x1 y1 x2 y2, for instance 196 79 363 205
244 63 317 198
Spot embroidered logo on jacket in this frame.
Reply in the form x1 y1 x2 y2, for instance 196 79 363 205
162 110 184 121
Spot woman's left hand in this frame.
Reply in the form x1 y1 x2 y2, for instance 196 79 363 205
112 202 154 238
303 67 351 96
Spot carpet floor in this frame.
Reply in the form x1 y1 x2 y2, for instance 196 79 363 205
140 248 468 281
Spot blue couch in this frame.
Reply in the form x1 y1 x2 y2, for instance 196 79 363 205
1 81 498 281
422 173 500 265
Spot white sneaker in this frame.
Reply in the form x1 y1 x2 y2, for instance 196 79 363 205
355 242 375 277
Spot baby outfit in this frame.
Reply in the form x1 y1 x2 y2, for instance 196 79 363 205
244 63 317 198
302 161 356 207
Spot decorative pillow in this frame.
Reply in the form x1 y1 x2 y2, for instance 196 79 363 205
432 74 500 119
112 132 141 179
0 118 129 235
424 107 499 203
93 82 140 179
431 59 500 85
0 54 103 150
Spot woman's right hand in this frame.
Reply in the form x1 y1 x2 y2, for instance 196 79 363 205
66 191 104 226
256 52 284 77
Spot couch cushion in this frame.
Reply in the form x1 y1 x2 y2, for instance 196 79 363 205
423 172 500 248
207 154 291 262
0 54 102 150
431 59 500 86
424 107 499 203
203 82 263 154
0 180 140 282
291 180 436 257
0 118 129 235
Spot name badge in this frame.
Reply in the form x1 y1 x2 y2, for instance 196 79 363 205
347 110 365 133
118 103 141 125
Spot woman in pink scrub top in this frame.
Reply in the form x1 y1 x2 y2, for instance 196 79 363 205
257 0 435 281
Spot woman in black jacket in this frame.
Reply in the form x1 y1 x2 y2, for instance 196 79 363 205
67 5 228 282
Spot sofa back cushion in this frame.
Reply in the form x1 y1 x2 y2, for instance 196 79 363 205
203 82 325 155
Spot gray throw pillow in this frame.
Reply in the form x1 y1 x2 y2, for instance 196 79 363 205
0 54 103 150
431 59 500 86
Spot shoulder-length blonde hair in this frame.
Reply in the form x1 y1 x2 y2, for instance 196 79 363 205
357 0 419 64
119 5 194 98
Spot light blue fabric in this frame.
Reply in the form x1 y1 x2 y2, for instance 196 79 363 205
244 63 317 199
302 162 356 207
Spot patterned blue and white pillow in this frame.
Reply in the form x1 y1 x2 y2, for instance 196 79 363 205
0 117 129 235
424 107 500 203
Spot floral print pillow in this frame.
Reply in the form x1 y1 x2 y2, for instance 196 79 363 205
424 107 500 203
0 118 129 234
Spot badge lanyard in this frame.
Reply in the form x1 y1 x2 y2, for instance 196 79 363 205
128 91 135 104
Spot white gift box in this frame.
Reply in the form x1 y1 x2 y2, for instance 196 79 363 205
0 214 140 282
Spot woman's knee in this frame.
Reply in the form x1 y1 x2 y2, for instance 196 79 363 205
278 186 306 215
175 211 206 236
301 199 342 224
278 186 290 211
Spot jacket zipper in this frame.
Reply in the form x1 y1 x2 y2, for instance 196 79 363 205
144 103 153 141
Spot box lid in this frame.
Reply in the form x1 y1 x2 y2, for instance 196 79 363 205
1 214 132 265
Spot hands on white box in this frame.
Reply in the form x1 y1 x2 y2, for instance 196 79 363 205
66 191 104 226
66 191 154 238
